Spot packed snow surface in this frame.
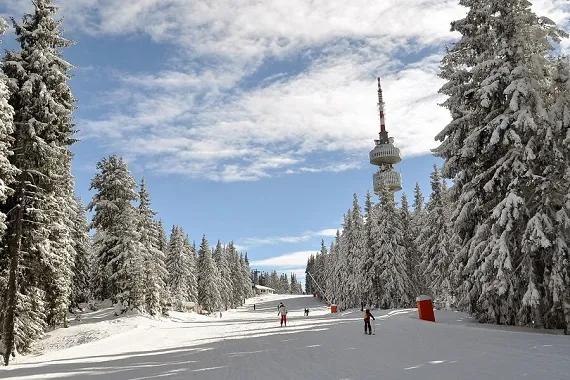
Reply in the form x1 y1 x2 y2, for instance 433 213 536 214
1 294 569 379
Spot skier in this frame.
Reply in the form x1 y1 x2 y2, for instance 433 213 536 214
253 304 256 311
278 302 288 326
363 309 375 335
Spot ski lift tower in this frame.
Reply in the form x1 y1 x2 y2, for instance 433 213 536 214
369 77 402 193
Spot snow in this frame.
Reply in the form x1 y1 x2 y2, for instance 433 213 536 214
1 295 569 379
253 284 274 291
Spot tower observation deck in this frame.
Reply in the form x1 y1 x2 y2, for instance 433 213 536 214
369 77 402 193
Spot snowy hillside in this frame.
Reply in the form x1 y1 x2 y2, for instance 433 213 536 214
1 295 569 379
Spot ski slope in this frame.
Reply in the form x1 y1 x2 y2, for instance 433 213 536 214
1 294 569 379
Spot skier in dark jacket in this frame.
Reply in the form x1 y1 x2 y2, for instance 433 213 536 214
363 309 375 335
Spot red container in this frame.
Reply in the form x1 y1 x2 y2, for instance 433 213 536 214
416 295 435 322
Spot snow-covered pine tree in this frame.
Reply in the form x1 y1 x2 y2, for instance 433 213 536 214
434 0 567 326
213 240 231 310
360 191 376 306
228 243 243 307
290 273 300 294
314 240 328 298
267 270 280 294
0 16 17 240
241 253 253 301
156 221 168 253
372 186 414 309
1 0 77 363
335 211 351 309
182 233 198 304
400 193 420 294
197 235 221 312
305 255 315 294
166 227 186 310
137 179 167 316
278 273 289 294
0 19 18 356
69 197 91 309
111 204 145 311
412 183 425 217
327 230 341 305
349 194 366 308
547 57 570 333
88 155 139 303
411 182 425 241
417 166 455 308
0 20 16 360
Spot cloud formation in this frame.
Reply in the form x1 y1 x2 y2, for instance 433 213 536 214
249 250 316 268
241 229 338 247
1 0 568 181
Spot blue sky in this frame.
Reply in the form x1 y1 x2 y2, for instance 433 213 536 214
1 0 569 284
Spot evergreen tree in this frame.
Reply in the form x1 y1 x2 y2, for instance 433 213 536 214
197 235 221 312
0 17 17 239
417 166 455 308
0 19 18 358
267 270 280 294
1 0 76 363
137 179 167 316
434 0 567 326
360 191 376 306
182 234 198 304
88 155 138 302
412 183 425 217
400 193 420 296
372 186 414 308
278 273 289 294
314 240 328 298
241 253 253 301
69 197 91 308
290 273 299 294
156 221 168 253
548 58 570 333
327 230 342 305
213 240 231 310
165 226 194 310
305 255 315 294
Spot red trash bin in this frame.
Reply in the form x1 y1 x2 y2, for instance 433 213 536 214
416 295 435 322
330 304 337 313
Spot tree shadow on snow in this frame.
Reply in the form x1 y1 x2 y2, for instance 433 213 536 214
1 318 354 380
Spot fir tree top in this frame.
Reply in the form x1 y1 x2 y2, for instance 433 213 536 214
0 17 7 36
412 183 424 213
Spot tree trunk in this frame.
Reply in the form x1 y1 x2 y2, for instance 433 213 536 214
562 289 570 335
2 186 24 366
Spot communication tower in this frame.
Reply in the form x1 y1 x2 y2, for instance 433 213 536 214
369 77 402 193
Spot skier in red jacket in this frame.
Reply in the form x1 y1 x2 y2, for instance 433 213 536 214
364 309 375 335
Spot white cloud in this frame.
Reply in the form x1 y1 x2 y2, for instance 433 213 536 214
77 51 450 181
249 251 316 268
241 229 338 248
3 0 569 181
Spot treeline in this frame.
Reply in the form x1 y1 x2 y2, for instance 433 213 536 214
0 1 252 365
255 271 303 294
306 1 570 333
305 184 429 311
89 155 253 318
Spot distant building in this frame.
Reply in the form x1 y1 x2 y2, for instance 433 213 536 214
254 284 275 295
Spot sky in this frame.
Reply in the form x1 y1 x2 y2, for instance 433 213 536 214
1 0 569 286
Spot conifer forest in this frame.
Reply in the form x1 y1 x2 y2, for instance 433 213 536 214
0 0 570 368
